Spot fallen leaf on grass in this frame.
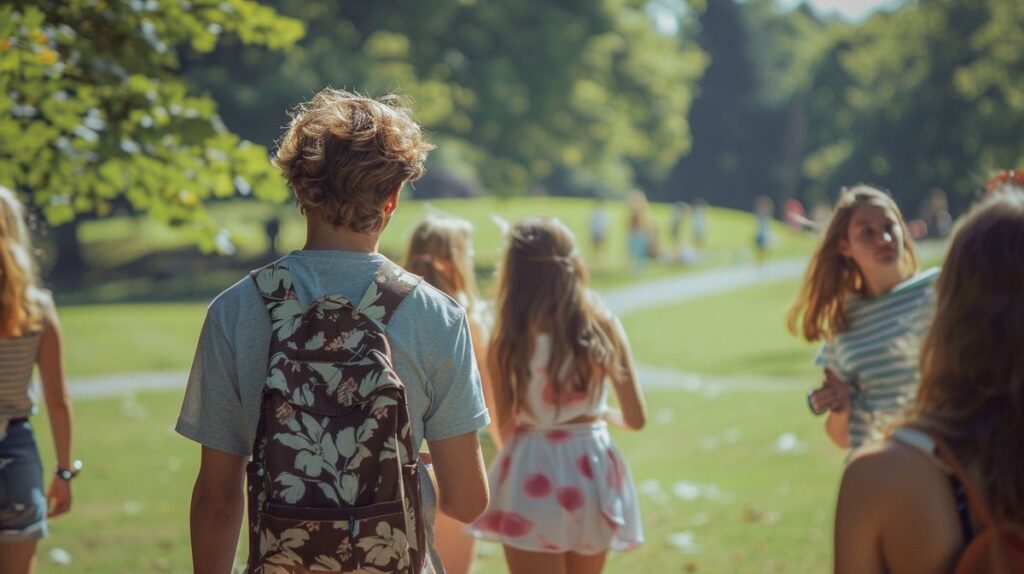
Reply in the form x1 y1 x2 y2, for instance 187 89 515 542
667 531 700 554
742 506 781 525
48 548 72 566
774 432 806 454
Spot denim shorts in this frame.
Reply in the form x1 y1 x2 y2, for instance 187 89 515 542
0 419 48 543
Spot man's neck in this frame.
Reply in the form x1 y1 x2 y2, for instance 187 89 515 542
302 219 381 253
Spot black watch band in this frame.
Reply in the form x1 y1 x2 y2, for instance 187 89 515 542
56 460 83 481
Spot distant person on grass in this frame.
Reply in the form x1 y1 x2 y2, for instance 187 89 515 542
788 186 938 450
177 88 489 574
589 199 610 270
0 187 78 574
834 186 1024 573
402 215 498 574
467 218 647 574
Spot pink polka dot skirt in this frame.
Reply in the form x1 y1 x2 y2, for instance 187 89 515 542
467 422 643 555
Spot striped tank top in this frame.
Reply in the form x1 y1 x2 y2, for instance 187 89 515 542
0 291 51 420
815 267 939 448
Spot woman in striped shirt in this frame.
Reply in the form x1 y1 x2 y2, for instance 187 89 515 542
788 186 938 450
0 186 76 574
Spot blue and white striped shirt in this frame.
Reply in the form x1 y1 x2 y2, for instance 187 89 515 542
816 268 939 449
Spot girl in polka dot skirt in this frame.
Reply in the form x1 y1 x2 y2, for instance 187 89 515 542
468 218 647 574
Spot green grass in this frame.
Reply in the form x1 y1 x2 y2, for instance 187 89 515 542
33 391 198 573
622 278 820 379
60 303 207 377
30 386 843 573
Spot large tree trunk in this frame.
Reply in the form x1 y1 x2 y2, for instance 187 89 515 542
51 220 85 285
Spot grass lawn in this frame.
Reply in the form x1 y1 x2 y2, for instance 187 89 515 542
31 385 844 574
622 278 819 379
59 303 207 377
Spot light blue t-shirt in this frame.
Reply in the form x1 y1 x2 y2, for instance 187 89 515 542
815 267 939 448
176 249 490 558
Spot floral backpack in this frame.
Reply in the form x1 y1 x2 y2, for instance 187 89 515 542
245 260 426 574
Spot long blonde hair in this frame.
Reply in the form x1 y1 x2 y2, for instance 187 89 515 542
490 218 626 429
905 189 1024 522
788 185 918 342
401 215 479 315
0 186 43 338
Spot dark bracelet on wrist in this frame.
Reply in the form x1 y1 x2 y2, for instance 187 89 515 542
55 460 83 481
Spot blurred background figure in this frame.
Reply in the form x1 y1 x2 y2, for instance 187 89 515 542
692 198 709 253
627 190 652 269
262 216 281 257
754 195 774 267
784 197 809 233
669 201 695 264
589 198 610 270
915 187 952 239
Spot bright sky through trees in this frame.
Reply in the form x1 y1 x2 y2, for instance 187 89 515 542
776 0 905 21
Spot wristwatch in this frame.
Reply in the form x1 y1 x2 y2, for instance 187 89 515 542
55 460 83 481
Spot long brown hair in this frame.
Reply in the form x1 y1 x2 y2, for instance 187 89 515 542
0 186 43 338
402 215 480 315
788 185 918 342
905 189 1024 522
490 218 626 429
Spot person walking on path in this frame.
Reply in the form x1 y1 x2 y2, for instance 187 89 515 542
0 186 78 574
789 186 938 450
468 218 647 574
177 88 489 574
834 186 1024 573
403 215 498 574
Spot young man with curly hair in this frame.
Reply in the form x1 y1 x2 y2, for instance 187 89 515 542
177 88 490 573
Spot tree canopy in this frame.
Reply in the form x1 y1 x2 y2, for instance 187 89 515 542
186 0 707 197
0 0 302 250
800 0 1024 212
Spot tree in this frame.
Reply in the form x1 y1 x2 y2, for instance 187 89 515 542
186 0 706 197
801 0 1024 213
656 0 833 209
0 0 303 267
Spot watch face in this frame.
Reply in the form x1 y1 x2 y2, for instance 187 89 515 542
58 470 73 480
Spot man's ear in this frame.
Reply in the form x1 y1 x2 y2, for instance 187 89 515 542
383 184 402 216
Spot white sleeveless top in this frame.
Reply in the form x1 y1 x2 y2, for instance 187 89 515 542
514 333 609 428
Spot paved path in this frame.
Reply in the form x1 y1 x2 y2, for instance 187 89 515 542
601 257 807 316
68 257 812 400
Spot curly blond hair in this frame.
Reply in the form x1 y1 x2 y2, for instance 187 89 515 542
273 88 434 232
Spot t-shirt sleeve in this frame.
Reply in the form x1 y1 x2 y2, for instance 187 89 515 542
175 309 251 457
422 311 490 442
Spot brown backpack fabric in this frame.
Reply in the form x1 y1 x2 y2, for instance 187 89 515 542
929 433 1024 574
245 260 426 574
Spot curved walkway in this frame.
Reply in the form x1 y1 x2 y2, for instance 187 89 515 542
68 256 816 399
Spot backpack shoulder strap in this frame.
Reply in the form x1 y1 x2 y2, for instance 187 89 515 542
891 428 975 541
925 431 997 532
250 259 298 308
355 260 422 328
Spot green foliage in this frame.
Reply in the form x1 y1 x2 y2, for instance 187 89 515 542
0 1 302 247
801 0 1024 211
187 0 706 196
656 0 836 208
